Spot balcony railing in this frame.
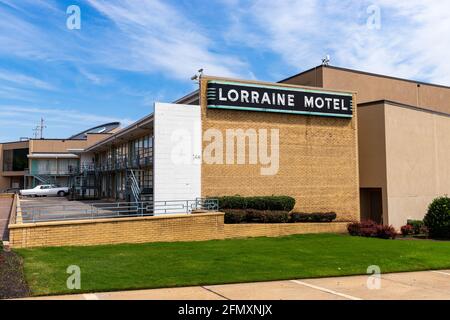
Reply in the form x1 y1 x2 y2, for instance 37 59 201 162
29 166 80 176
73 155 153 174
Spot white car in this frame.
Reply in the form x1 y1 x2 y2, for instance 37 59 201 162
20 185 69 197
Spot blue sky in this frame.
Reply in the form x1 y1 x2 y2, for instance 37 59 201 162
0 0 448 142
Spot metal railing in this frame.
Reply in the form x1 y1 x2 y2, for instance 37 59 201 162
128 169 141 206
20 198 219 223
95 155 153 172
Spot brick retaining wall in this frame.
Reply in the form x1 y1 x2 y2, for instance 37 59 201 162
9 209 349 248
9 213 225 248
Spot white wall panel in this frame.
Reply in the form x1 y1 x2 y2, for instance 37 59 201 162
153 102 201 213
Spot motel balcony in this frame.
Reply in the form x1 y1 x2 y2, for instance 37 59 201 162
94 156 153 173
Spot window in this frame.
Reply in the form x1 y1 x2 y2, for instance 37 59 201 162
2 148 28 171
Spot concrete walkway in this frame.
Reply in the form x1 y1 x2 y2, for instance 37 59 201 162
0 197 12 241
23 270 450 300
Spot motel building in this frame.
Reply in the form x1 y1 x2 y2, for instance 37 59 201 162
1 65 449 229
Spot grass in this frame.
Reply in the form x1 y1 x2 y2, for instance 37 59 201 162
16 234 450 296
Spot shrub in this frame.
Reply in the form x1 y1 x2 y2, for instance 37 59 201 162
218 196 247 210
224 209 247 224
347 220 397 239
376 225 397 239
224 209 290 224
401 224 413 236
290 212 337 223
423 196 450 238
246 210 289 223
216 195 295 211
407 220 425 235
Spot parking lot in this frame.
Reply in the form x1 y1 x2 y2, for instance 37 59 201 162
19 197 141 223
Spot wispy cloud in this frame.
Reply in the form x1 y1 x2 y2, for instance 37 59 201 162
224 0 450 85
85 0 249 79
0 69 55 90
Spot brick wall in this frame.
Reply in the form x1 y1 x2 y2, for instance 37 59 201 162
9 213 225 248
200 77 360 222
9 211 351 248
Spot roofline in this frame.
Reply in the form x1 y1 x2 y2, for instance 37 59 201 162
85 113 154 152
0 140 29 145
278 65 323 83
358 99 450 118
280 65 450 90
173 89 199 104
68 121 121 139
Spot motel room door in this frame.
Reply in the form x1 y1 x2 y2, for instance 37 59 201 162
360 188 383 224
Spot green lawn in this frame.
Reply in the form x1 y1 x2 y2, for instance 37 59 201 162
16 234 450 296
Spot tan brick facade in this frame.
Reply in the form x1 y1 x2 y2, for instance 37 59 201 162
200 77 360 222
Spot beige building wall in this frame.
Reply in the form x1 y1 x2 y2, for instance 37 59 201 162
286 66 450 227
384 103 450 228
357 103 389 223
30 139 92 153
199 77 360 222
284 66 450 114
0 141 29 191
321 66 450 114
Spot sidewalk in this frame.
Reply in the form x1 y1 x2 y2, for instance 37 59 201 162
22 269 450 300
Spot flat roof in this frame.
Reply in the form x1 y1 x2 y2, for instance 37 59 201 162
280 65 450 90
359 99 450 118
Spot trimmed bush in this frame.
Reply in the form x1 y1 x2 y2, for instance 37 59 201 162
224 209 247 224
290 212 337 223
223 209 290 224
216 195 295 212
424 196 450 238
347 220 396 239
246 210 290 223
218 196 247 210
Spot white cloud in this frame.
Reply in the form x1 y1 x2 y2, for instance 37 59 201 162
225 0 450 85
85 0 249 79
0 69 55 90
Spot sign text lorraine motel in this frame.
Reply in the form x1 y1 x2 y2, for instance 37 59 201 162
207 80 353 118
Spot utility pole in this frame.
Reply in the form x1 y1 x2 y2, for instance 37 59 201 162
33 118 46 139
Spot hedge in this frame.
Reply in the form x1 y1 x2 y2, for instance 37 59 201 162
224 209 340 224
290 212 337 223
216 196 295 212
224 209 289 224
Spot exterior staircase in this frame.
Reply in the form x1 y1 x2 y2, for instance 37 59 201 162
126 169 142 214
